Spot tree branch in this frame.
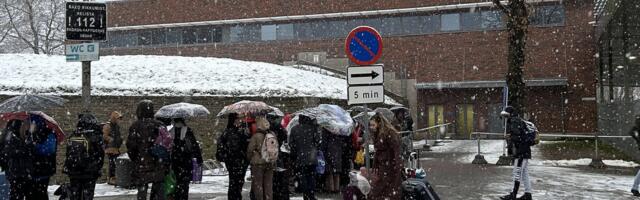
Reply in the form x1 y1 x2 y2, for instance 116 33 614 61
492 0 511 16
3 1 37 52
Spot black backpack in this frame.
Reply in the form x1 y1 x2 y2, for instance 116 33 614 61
64 131 93 175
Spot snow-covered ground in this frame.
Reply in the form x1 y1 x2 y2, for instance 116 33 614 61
0 54 345 98
430 140 640 199
47 171 246 199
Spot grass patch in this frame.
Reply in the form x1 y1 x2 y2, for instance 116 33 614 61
539 139 633 161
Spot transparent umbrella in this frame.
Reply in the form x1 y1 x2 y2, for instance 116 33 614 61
0 94 67 113
154 102 210 119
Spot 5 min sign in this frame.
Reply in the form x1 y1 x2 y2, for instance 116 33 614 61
66 2 107 41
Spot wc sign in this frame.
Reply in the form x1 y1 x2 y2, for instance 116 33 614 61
65 42 99 62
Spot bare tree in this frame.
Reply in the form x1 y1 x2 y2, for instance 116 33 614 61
1 0 65 54
493 0 530 115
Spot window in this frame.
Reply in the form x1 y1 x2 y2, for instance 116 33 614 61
261 24 277 41
182 28 198 44
210 28 223 43
461 12 482 31
137 30 153 46
294 22 314 40
481 10 504 29
151 29 165 45
276 24 295 40
441 13 461 31
327 20 348 38
402 15 439 35
380 16 404 35
122 32 137 47
195 27 212 43
230 24 260 42
363 18 382 31
166 28 181 44
311 21 331 39
530 5 565 26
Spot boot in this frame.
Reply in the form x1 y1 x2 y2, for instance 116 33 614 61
516 193 532 200
500 193 516 200
632 189 640 196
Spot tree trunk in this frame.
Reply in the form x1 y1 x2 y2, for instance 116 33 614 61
501 0 529 116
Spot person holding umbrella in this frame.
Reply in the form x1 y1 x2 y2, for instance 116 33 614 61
216 113 251 200
154 102 209 200
168 118 203 200
289 115 320 200
0 94 67 200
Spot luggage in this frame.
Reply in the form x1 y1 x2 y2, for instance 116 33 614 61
191 158 203 183
401 178 440 200
115 154 135 188
0 172 9 200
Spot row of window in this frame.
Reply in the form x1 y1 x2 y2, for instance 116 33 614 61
103 5 565 48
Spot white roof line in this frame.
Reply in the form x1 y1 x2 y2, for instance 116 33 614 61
107 0 559 31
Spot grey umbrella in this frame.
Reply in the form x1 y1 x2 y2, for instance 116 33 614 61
154 102 210 119
0 94 67 113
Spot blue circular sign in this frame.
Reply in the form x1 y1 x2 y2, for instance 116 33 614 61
345 26 383 66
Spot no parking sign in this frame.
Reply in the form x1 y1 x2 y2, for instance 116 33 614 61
345 26 383 66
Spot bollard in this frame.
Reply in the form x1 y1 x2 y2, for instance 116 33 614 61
589 134 607 169
472 134 488 164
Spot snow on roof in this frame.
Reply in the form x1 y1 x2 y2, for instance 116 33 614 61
0 54 401 106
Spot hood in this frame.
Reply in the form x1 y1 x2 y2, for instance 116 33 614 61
136 100 155 119
109 111 123 122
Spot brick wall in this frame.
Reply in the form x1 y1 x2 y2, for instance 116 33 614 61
0 95 345 184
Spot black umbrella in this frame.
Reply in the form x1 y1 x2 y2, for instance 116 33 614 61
0 94 67 113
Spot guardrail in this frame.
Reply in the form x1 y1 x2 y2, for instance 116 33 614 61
470 132 632 168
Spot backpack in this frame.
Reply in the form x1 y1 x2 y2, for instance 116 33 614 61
523 120 539 145
316 150 326 175
64 134 91 174
261 133 279 163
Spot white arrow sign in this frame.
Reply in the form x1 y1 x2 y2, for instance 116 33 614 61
348 85 385 105
347 66 384 85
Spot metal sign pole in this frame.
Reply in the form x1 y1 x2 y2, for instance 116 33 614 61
82 61 91 111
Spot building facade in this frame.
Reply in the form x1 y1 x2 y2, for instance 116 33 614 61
102 0 597 137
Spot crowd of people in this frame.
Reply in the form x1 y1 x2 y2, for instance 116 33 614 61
0 96 553 200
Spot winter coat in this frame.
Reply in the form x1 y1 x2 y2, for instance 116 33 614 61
63 128 105 179
247 131 275 167
103 122 123 155
1 128 34 180
126 100 167 184
507 116 532 159
323 130 344 173
170 126 203 182
370 130 403 200
32 128 57 179
216 127 250 165
289 117 320 167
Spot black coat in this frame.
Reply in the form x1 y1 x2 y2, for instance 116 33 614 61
171 126 203 182
322 130 344 173
63 128 105 179
507 117 532 159
1 129 34 180
289 117 320 167
216 127 250 166
126 100 167 184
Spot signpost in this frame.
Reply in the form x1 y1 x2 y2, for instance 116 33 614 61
65 1 107 111
345 26 384 173
496 85 512 165
65 1 107 41
65 43 100 62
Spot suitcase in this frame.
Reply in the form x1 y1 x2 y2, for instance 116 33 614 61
401 178 440 200
0 172 9 200
116 155 135 188
191 158 203 183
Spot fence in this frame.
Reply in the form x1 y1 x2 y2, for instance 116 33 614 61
470 132 632 168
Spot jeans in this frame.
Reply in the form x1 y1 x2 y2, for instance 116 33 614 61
632 169 640 191
227 161 248 200
108 154 119 178
512 158 532 193
296 165 317 200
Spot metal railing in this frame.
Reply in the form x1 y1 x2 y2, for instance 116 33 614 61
470 132 632 168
